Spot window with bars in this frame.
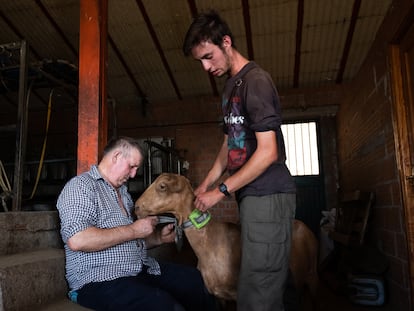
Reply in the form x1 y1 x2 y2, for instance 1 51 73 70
281 121 320 176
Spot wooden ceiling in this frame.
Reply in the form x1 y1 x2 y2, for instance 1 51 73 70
0 0 393 113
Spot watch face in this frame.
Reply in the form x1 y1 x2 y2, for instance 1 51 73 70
219 183 229 196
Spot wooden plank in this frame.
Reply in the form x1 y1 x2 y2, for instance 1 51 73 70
389 39 414 301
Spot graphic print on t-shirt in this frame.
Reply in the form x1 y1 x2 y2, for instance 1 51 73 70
223 94 247 171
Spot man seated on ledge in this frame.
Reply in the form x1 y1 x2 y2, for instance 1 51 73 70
57 136 217 311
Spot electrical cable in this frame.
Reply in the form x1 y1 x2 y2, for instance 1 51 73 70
0 161 12 211
0 161 11 192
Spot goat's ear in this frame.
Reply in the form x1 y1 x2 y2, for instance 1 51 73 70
167 175 186 193
157 181 168 192
155 174 184 193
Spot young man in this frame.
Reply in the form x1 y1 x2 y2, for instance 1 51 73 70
57 136 216 311
183 10 296 311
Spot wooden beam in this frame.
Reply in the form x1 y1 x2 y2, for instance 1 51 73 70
108 35 145 100
186 0 219 97
241 0 254 60
293 0 304 88
77 0 108 174
0 10 41 60
336 0 361 84
135 0 182 100
34 0 78 58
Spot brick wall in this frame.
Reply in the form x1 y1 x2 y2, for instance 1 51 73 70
335 0 413 308
175 124 239 223
338 71 408 307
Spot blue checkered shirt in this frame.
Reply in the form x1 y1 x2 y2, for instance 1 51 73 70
57 165 160 292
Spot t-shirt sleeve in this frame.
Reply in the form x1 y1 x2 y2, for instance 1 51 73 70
245 72 282 132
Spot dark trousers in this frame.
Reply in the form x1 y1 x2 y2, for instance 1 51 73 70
77 262 217 311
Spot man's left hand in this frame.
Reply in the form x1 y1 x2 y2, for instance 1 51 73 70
159 223 176 244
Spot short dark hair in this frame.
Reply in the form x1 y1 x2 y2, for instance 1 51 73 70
102 136 144 159
182 10 235 56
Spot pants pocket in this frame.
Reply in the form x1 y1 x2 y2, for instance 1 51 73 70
246 221 287 272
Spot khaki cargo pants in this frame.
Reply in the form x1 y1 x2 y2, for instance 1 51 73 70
237 193 296 311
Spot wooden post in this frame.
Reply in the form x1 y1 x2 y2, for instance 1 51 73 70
77 0 108 174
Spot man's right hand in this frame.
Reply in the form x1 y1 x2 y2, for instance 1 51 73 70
68 216 159 252
132 216 158 238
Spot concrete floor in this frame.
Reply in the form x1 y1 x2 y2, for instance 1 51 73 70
310 283 391 311
154 239 393 311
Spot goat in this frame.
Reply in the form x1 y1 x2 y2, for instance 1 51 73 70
135 173 319 305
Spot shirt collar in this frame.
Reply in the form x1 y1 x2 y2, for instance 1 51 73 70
89 164 128 194
89 165 103 180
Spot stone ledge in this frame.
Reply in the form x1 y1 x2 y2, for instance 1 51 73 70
0 249 67 311
0 211 62 256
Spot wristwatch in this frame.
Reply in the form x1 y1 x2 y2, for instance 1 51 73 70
218 183 231 197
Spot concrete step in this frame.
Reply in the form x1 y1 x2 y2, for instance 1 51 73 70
0 242 195 310
0 211 62 256
0 248 69 311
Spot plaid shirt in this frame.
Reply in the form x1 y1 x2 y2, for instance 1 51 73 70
57 165 160 292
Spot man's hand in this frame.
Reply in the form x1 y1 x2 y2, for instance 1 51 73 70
131 216 158 238
145 223 176 248
67 215 159 252
194 187 224 212
159 223 176 244
194 183 208 196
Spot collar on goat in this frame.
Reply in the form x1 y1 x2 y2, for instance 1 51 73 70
157 215 177 225
156 211 210 251
157 215 183 250
157 210 211 230
183 209 211 229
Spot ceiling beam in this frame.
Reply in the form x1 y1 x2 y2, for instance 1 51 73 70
336 0 361 84
187 0 219 97
135 0 182 100
293 0 304 88
241 0 254 60
187 0 197 17
108 35 145 100
0 9 41 60
34 0 78 59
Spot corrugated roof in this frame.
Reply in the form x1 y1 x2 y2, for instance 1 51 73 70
0 0 393 112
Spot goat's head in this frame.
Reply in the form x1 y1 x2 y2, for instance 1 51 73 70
135 173 195 225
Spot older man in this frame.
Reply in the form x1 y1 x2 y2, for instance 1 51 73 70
57 136 216 311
